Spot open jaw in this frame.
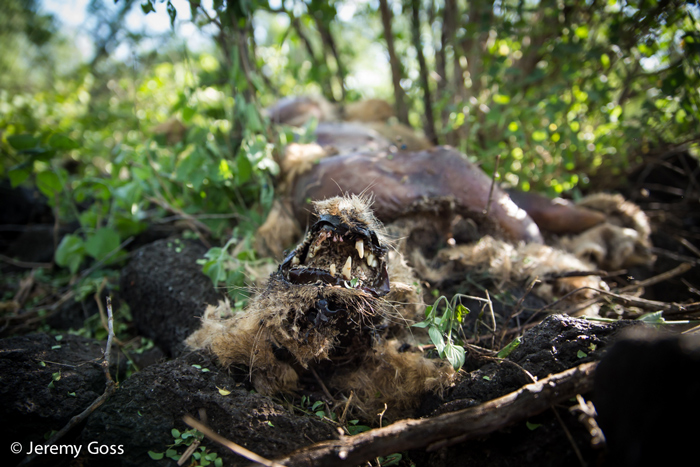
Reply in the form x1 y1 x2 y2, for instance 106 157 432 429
278 213 391 297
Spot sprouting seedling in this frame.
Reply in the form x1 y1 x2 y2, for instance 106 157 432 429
412 293 489 370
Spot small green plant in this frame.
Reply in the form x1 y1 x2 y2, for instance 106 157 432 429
413 294 476 371
148 428 222 467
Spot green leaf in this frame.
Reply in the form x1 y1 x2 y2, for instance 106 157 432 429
237 153 252 184
166 0 176 28
411 321 430 328
444 342 465 370
639 311 665 323
496 336 522 359
37 171 62 197
526 421 541 431
428 326 446 355
141 1 155 14
85 228 121 261
8 167 31 187
55 234 86 274
148 451 164 460
171 428 181 438
48 134 79 150
182 106 196 122
577 350 588 358
7 134 38 150
455 304 469 323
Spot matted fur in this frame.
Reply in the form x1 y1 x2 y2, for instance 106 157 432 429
561 193 655 270
412 236 604 314
188 195 454 415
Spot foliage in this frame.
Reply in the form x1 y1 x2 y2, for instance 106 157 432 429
413 294 472 370
148 428 223 467
1 0 698 352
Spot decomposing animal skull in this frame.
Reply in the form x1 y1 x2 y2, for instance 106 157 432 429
188 195 455 418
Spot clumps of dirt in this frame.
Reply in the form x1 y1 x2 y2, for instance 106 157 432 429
1 333 126 463
410 314 643 467
120 237 224 357
79 351 336 467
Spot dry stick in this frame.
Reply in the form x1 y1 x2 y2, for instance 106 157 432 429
617 262 692 293
271 362 598 467
183 415 286 467
551 406 586 467
20 296 117 466
483 153 501 217
0 253 52 269
310 366 335 402
676 237 700 259
538 262 697 316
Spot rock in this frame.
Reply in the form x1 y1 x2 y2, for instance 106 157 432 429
120 238 224 357
80 352 337 466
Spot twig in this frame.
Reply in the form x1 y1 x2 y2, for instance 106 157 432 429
483 153 501 216
339 391 354 426
20 296 117 465
310 366 335 402
271 362 598 467
551 406 586 467
617 262 692 293
498 277 538 348
0 254 52 269
183 415 286 467
677 237 700 259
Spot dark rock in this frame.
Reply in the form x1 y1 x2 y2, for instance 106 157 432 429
120 238 224 357
80 351 337 467
1 333 124 466
594 327 700 467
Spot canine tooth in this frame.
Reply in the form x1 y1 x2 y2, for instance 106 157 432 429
329 263 336 277
342 256 352 280
292 256 300 265
355 239 364 259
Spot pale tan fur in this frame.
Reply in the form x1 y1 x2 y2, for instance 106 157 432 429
364 121 433 151
412 236 604 314
560 193 655 270
279 143 332 191
254 198 302 259
343 99 395 122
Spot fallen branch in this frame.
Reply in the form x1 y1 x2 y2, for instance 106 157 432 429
270 362 598 467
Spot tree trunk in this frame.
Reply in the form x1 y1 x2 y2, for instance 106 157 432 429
378 0 409 125
410 0 437 145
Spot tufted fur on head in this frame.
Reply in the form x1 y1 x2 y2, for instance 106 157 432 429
187 195 454 417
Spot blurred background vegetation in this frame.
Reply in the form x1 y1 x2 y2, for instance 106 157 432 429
1 0 699 337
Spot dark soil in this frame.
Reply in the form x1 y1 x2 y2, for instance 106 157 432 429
1 333 126 465
120 237 224 357
79 351 337 467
